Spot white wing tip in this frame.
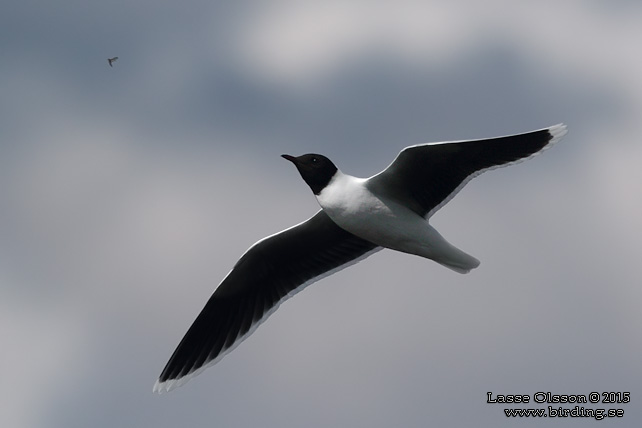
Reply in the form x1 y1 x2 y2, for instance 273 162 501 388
153 379 175 394
153 380 166 394
548 123 568 145
153 363 211 394
153 376 190 394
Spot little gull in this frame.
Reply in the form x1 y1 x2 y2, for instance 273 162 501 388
154 123 567 393
108 56 118 67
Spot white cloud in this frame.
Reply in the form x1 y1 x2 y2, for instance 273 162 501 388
235 0 479 85
232 0 642 107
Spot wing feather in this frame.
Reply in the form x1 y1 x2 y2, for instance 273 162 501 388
367 124 566 218
154 210 379 393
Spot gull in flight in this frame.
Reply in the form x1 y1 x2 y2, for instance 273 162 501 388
154 124 567 393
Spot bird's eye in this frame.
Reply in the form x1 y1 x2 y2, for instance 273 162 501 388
311 157 318 163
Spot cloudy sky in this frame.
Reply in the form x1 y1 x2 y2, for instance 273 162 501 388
2 1 641 427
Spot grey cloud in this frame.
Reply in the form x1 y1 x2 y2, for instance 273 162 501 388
1 1 641 427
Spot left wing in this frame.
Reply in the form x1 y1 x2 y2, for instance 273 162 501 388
367 124 566 218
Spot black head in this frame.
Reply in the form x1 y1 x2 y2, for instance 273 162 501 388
281 153 338 195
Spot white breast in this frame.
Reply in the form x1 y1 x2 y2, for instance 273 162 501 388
316 172 424 249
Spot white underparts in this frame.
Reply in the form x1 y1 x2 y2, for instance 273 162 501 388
317 173 480 274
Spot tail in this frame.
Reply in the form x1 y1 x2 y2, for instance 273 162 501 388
421 224 481 274
432 247 480 274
